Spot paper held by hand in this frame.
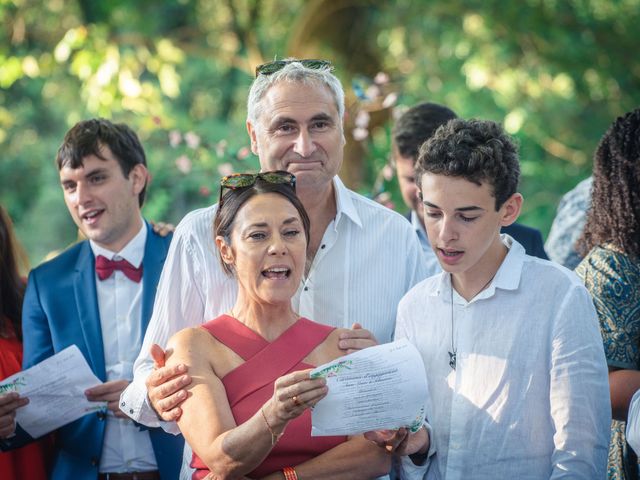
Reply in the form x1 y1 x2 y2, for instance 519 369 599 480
0 344 106 438
310 338 428 436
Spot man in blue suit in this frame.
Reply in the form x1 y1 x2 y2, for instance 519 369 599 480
1 119 182 479
391 102 548 269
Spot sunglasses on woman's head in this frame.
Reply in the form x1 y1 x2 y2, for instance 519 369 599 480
219 171 296 202
255 59 333 78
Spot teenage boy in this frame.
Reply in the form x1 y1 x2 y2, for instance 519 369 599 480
391 119 610 478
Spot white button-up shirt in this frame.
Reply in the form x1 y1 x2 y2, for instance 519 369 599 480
90 222 157 473
626 389 640 455
121 176 433 431
396 236 611 479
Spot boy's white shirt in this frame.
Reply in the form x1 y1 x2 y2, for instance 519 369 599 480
396 235 610 479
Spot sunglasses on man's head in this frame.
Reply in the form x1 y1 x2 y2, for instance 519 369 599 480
255 59 333 78
219 170 297 202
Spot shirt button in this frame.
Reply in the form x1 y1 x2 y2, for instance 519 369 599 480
130 409 134 414
304 286 309 291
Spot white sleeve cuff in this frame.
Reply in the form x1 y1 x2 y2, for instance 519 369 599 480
119 373 181 435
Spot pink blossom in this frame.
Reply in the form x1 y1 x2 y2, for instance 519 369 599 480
184 131 201 149
215 140 228 157
355 110 370 129
382 92 398 109
352 127 369 141
199 185 211 197
366 84 381 100
169 130 181 148
374 72 390 85
217 162 234 177
382 164 394 181
175 155 192 174
236 146 251 160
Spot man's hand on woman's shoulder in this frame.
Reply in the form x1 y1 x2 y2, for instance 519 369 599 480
145 343 192 422
338 323 378 353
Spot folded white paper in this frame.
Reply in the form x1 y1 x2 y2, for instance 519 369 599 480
310 338 428 436
0 345 106 438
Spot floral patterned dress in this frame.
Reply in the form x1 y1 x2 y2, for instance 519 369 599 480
576 246 640 480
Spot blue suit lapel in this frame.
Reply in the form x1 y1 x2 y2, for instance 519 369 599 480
73 241 107 380
141 222 170 330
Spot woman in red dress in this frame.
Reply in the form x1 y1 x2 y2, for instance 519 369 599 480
166 173 391 479
0 205 51 479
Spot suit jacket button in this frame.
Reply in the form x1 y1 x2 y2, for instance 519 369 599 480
97 411 106 420
91 457 99 466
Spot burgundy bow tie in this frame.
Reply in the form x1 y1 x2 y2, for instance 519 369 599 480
95 255 143 283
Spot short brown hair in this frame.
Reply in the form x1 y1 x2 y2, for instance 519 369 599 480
56 118 148 206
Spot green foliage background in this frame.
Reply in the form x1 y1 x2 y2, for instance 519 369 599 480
1 0 638 265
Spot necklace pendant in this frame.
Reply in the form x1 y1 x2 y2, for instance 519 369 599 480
448 351 457 370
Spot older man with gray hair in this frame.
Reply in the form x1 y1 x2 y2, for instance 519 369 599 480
120 59 431 477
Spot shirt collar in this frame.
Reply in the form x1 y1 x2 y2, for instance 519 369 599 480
90 219 147 267
430 233 525 301
333 176 363 229
490 234 524 294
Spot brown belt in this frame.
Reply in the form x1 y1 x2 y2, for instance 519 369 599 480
98 472 160 480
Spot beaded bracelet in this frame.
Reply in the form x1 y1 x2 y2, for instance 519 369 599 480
283 466 298 480
260 406 284 446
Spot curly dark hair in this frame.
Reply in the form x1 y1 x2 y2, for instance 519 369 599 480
392 102 457 164
0 206 27 341
577 108 640 258
56 118 148 207
415 118 520 210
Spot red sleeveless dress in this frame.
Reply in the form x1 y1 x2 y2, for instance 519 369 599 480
190 315 347 479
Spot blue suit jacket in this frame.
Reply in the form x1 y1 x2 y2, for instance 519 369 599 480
12 222 183 480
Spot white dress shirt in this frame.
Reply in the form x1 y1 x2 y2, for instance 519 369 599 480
121 176 434 431
89 222 157 473
396 236 611 479
626 389 640 455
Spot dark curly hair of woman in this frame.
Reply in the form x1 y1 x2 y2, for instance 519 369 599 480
0 206 28 341
577 108 640 258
